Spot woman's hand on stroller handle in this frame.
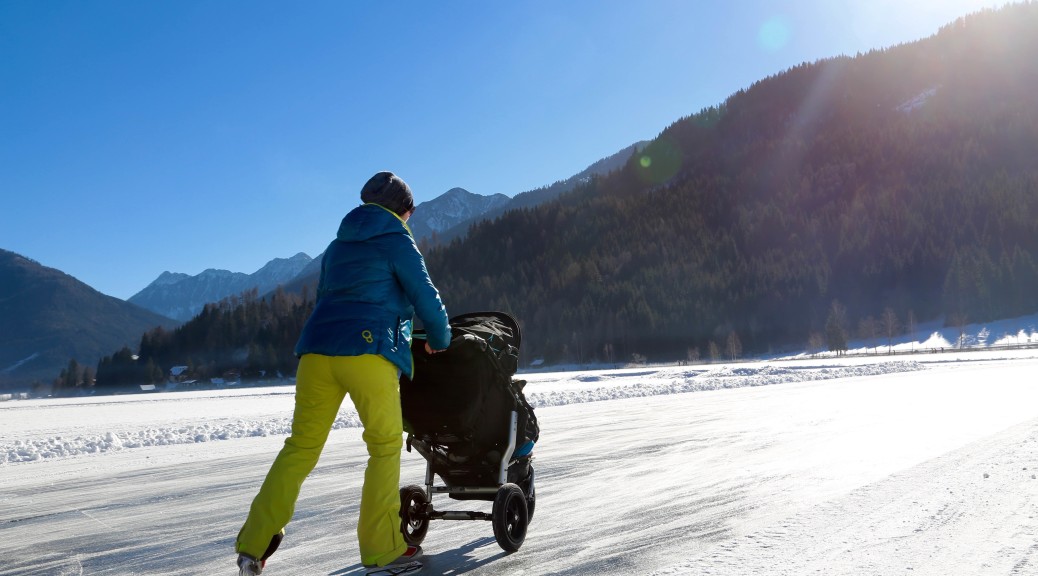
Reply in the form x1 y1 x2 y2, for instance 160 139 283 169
425 341 446 354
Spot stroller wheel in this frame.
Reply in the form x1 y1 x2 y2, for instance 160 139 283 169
399 485 430 546
492 483 528 552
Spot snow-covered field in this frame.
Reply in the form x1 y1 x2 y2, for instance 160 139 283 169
3 349 1038 575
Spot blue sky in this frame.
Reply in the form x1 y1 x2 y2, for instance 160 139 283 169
1 0 1004 300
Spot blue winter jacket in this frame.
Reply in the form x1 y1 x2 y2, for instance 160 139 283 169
294 203 452 378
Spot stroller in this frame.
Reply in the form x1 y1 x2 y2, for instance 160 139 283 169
399 312 538 552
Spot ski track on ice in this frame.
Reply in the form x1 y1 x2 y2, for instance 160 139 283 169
1 361 925 464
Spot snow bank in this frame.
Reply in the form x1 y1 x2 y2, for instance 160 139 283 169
780 313 1038 359
2 412 363 465
525 361 925 407
1 361 925 465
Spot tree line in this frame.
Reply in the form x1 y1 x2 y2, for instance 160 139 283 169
48 287 315 394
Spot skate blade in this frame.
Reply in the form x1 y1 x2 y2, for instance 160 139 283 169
364 560 422 576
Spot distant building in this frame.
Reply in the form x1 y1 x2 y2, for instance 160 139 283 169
169 366 190 382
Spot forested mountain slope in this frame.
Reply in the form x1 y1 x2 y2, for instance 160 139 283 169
0 249 176 390
425 4 1038 363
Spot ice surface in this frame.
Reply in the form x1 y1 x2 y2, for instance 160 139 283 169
2 350 1038 575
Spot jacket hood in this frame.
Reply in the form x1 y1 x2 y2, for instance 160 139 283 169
337 203 413 242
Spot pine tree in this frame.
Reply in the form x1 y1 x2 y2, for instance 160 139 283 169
825 301 848 356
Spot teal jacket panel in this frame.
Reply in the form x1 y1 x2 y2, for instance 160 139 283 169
294 203 452 378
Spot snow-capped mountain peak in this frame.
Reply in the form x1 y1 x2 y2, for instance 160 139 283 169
251 252 312 289
408 187 510 241
128 253 312 321
152 271 192 287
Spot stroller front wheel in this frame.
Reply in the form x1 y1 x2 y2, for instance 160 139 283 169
492 483 529 552
399 485 430 546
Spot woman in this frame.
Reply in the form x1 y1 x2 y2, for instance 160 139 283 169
236 171 451 575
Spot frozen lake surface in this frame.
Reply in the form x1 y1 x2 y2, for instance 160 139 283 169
2 350 1038 575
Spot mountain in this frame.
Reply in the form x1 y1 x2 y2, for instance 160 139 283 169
279 255 323 297
0 249 177 390
408 146 650 246
501 141 649 211
408 187 510 242
426 142 648 246
421 4 1038 364
251 254 315 294
129 253 311 321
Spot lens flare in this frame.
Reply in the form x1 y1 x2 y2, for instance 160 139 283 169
758 17 791 52
636 137 682 185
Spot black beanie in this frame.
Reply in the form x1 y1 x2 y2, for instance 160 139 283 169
360 171 414 216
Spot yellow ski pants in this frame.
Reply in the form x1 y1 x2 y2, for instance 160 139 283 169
236 353 408 567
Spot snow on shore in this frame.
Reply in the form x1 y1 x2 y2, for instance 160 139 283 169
5 312 1036 466
524 360 924 407
0 360 925 464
